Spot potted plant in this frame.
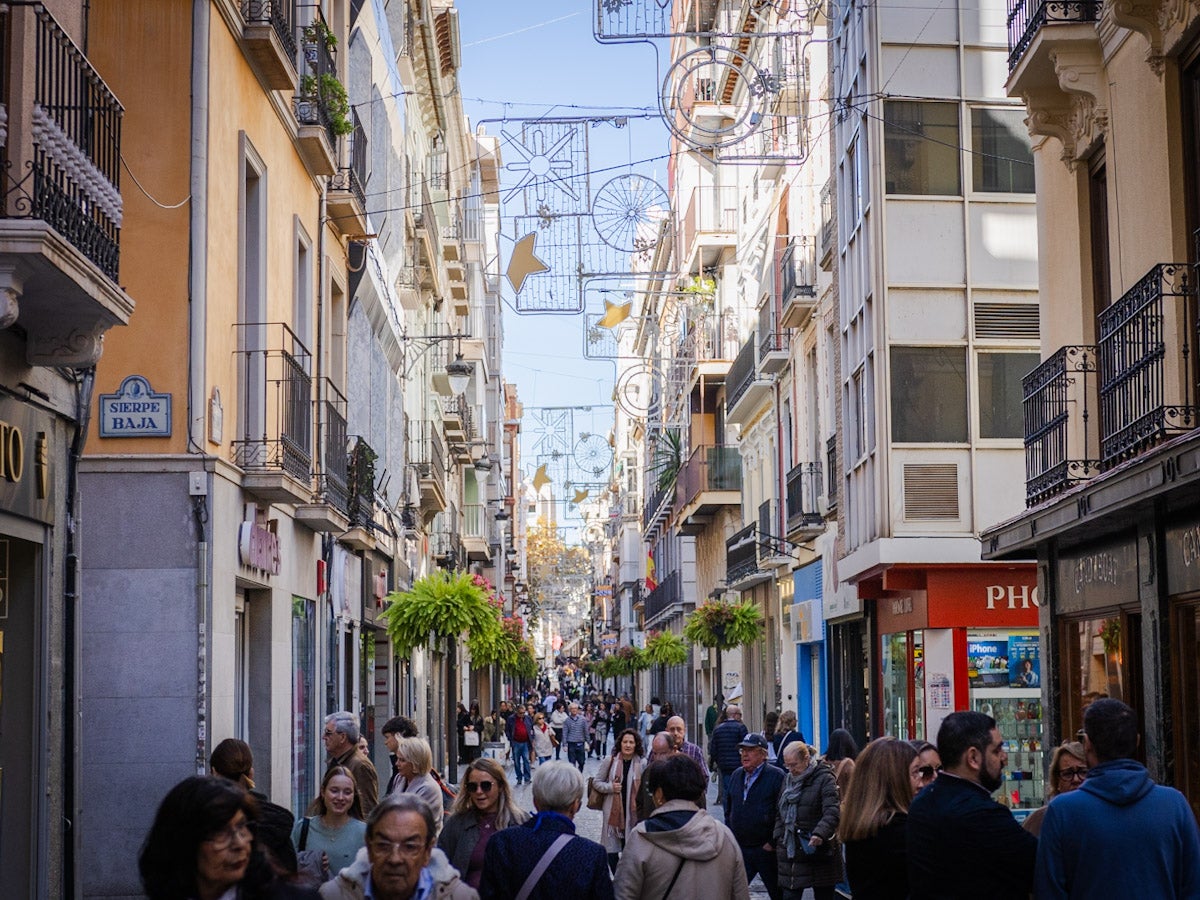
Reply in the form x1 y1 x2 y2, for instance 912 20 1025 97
684 599 764 706
381 570 502 659
644 629 689 696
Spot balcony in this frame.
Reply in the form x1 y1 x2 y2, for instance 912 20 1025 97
433 506 465 570
296 380 352 532
327 109 368 238
725 331 773 426
462 503 491 562
778 237 818 328
675 445 742 535
1023 345 1099 506
819 181 834 269
292 11 341 177
231 323 312 503
412 420 447 515
1098 263 1196 466
826 435 838 510
726 523 773 590
679 309 740 385
240 0 297 90
443 396 477 461
643 480 673 540
785 462 825 540
340 436 378 550
758 302 789 375
0 4 133 367
644 570 684 627
1006 0 1101 72
678 186 738 273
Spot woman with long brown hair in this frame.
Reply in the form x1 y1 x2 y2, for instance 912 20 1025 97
838 737 919 900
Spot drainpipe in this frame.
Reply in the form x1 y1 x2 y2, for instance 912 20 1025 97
189 0 211 776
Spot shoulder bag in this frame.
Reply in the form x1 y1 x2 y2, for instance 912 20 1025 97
515 833 573 900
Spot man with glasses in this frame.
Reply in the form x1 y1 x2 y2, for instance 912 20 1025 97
319 793 476 900
1034 698 1200 898
907 710 1036 898
325 711 379 816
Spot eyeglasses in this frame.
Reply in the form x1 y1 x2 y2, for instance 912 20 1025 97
323 729 338 739
206 820 254 849
369 837 428 859
1059 767 1088 782
465 780 495 793
917 765 942 780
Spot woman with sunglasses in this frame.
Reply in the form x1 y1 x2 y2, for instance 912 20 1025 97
1022 740 1087 836
437 757 530 889
909 740 942 794
838 737 919 900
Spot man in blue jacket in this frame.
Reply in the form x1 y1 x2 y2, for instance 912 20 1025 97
907 710 1036 899
709 704 749 800
726 733 785 900
1035 698 1200 898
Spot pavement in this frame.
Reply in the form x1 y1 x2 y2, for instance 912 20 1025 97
455 751 823 899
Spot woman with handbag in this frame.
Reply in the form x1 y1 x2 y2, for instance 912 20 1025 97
461 700 484 764
774 742 842 900
291 765 366 887
531 710 558 765
593 728 646 873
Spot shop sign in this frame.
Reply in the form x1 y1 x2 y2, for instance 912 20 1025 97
966 629 1040 688
925 568 1039 628
99 375 171 437
600 632 618 649
0 395 54 524
1166 519 1200 595
1055 538 1137 614
238 519 280 576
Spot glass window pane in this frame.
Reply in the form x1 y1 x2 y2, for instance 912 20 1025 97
978 352 1040 438
890 346 968 442
885 101 961 195
971 108 1035 193
882 632 910 739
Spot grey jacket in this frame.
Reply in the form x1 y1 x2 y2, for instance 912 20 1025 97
437 807 531 878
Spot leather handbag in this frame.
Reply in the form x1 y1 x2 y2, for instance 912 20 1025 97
586 776 605 810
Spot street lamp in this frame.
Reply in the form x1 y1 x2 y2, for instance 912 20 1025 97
446 353 473 395
398 330 472 394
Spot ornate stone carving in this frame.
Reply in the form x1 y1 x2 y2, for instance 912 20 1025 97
1107 0 1165 71
28 323 106 367
0 263 22 330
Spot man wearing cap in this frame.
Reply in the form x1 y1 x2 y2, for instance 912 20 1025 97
725 732 784 900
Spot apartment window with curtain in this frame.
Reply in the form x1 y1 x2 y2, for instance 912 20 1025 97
890 346 968 442
884 100 961 195
970 108 1035 193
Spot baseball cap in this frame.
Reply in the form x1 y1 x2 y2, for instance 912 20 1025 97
738 733 769 751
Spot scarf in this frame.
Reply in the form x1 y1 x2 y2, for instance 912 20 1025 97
605 756 639 831
779 762 815 859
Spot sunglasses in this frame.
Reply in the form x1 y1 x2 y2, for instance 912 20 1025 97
918 765 942 780
1059 767 1088 781
465 780 495 793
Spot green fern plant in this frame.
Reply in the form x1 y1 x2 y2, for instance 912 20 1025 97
381 571 501 658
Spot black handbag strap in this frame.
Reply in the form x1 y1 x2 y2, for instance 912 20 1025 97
298 816 310 851
662 857 687 900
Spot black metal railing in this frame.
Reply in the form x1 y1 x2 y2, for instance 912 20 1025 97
819 181 834 260
644 570 683 623
1006 0 1102 70
295 8 339 145
330 108 367 208
643 481 673 532
242 0 297 59
347 436 376 527
726 523 760 584
780 237 817 303
826 435 838 509
786 461 824 529
318 380 350 514
758 303 785 358
1023 345 1099 505
681 309 740 362
231 323 313 480
0 4 124 280
676 444 742 510
726 332 758 411
1098 263 1196 465
412 420 446 486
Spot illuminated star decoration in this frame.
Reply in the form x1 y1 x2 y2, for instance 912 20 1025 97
572 488 590 504
598 299 632 329
506 233 550 294
532 464 551 493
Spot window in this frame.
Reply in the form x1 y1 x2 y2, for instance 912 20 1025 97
978 352 1040 438
971 108 1035 193
885 101 960 195
890 346 968 442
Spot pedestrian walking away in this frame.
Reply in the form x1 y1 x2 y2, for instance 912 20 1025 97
709 704 749 802
1034 698 1200 898
838 737 918 900
550 701 569 760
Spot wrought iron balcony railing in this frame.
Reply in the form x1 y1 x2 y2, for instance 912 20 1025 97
726 331 758 411
644 570 683 623
1022 345 1099 505
819 180 834 261
826 435 838 509
1006 0 1102 70
758 303 785 359
294 9 340 145
678 185 738 258
411 419 446 485
231 323 313 480
347 436 377 527
1 3 123 280
785 461 824 529
676 444 742 511
242 0 297 59
317 379 350 514
1098 263 1195 466
329 107 367 209
726 522 761 584
643 481 673 533
780 237 817 303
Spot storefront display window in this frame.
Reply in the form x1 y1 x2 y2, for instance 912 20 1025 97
881 632 924 739
1172 602 1200 820
1060 613 1142 748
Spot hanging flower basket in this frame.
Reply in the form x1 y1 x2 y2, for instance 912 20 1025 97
381 570 501 658
644 629 689 667
683 599 764 650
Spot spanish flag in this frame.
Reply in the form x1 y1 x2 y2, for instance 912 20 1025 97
645 547 658 592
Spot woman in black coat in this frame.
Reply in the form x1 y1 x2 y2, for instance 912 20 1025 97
773 742 842 900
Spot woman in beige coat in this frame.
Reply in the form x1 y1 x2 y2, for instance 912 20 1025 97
613 755 750 900
593 728 647 872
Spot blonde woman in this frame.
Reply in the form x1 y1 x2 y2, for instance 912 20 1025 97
392 735 444 837
438 757 530 889
1022 740 1087 836
838 737 918 900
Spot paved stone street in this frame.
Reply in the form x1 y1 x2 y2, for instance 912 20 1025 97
458 751 824 899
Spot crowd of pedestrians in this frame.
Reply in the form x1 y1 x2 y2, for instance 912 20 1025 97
138 673 1200 900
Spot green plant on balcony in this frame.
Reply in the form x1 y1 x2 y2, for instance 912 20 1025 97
684 599 764 704
299 72 354 137
650 427 683 491
301 18 337 51
680 275 716 315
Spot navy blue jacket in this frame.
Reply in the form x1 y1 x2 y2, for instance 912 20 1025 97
709 719 749 774
479 811 614 900
1034 759 1200 898
907 772 1036 900
725 762 785 849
